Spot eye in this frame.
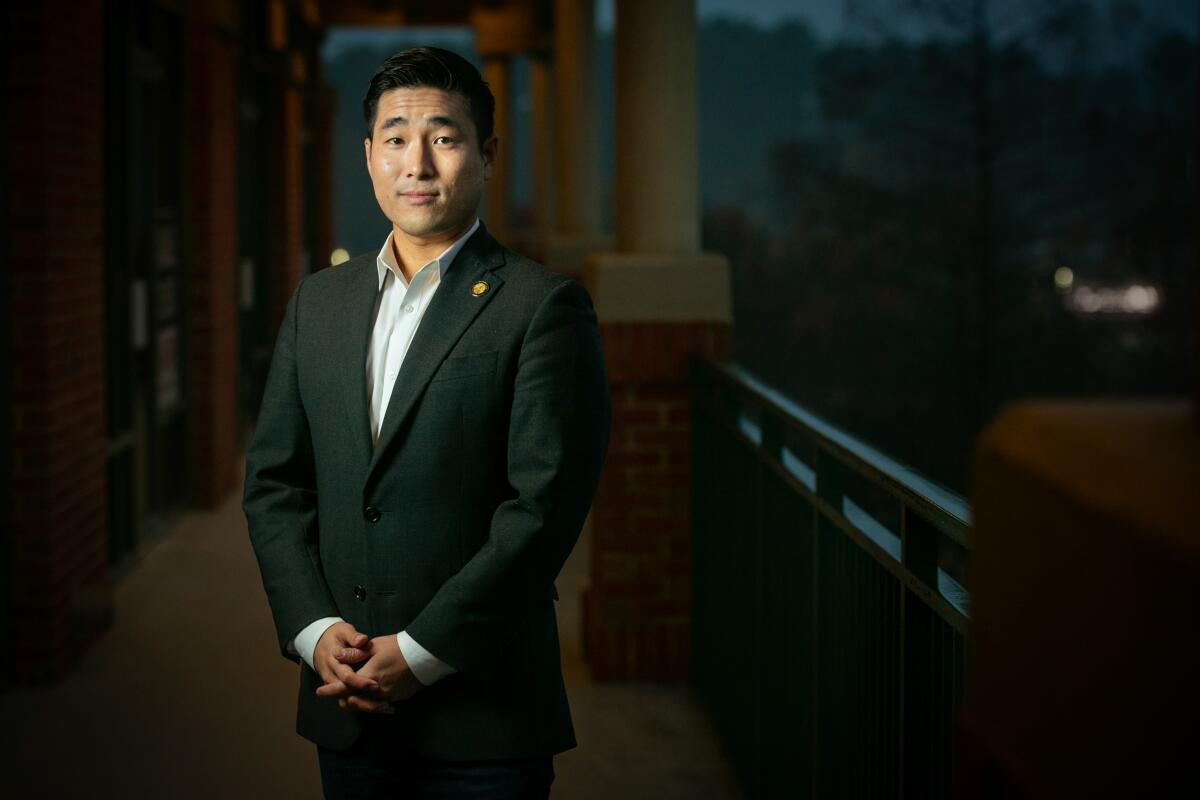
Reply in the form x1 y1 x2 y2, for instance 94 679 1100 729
386 137 403 146
434 136 456 145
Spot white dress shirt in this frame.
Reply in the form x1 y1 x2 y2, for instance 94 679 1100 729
289 219 481 687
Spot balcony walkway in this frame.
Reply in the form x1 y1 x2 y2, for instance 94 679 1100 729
0 489 741 799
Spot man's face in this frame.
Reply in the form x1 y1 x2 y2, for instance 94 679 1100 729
364 87 496 240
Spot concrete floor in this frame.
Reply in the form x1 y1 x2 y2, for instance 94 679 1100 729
0 490 742 799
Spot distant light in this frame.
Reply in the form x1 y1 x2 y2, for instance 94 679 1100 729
1122 285 1159 313
330 248 350 266
1067 283 1161 316
1073 286 1101 313
1054 266 1074 289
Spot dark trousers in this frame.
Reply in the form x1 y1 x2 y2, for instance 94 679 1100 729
317 741 555 800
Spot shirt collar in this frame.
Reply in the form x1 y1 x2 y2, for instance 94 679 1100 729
375 218 481 291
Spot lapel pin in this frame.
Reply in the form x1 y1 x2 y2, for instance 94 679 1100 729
471 280 490 297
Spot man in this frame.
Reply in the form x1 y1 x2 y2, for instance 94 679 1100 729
244 47 610 799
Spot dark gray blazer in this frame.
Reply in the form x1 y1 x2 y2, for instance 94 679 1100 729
243 222 610 759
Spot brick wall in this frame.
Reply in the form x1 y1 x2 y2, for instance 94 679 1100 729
185 10 239 507
585 321 731 680
5 0 110 682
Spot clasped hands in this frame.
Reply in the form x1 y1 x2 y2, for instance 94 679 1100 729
313 621 423 714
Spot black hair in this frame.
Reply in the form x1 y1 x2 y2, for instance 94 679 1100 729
362 46 495 151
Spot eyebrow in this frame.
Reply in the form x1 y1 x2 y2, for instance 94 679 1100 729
379 115 464 132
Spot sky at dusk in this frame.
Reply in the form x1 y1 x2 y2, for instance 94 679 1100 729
324 0 1197 60
599 0 844 36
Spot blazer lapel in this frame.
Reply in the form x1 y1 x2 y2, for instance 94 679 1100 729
338 256 381 469
366 223 507 480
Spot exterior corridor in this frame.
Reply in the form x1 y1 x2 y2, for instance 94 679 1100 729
0 486 742 800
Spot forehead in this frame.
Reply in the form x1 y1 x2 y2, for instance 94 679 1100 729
374 87 472 126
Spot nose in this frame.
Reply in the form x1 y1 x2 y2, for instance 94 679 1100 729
403 138 435 180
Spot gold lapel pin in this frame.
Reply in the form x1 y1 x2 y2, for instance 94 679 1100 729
471 280 490 297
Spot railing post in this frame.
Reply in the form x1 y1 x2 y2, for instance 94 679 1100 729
903 508 940 591
760 410 783 463
816 446 844 511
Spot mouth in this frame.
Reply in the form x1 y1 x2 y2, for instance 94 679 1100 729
399 191 439 205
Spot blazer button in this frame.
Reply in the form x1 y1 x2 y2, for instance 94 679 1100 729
354 585 367 602
364 506 381 523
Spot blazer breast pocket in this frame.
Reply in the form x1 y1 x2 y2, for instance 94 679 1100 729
430 350 498 383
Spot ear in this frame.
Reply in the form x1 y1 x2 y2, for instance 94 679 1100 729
363 137 372 174
481 135 498 181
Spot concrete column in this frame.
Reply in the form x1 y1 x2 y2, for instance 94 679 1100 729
553 0 600 236
612 0 699 253
482 56 511 242
959 400 1199 797
546 0 611 276
583 0 729 321
581 0 732 681
472 2 543 247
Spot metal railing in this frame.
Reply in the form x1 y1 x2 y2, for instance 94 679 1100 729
690 360 970 799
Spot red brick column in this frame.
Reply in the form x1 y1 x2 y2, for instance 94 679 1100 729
5 0 110 682
584 321 731 680
185 11 239 507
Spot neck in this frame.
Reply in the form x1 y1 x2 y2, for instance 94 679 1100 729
390 219 474 281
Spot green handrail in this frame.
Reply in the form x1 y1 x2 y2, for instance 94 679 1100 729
690 359 970 799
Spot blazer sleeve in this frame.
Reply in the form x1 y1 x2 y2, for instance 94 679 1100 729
404 278 611 681
243 279 340 661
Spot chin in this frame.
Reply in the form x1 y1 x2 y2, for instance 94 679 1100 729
392 212 443 235
403 213 471 237
399 222 449 239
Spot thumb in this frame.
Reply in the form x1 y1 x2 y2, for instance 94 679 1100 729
349 631 369 648
333 624 361 644
335 646 371 665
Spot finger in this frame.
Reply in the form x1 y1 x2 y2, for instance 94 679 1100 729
334 628 367 647
334 646 370 664
324 624 354 649
333 662 379 693
316 680 348 698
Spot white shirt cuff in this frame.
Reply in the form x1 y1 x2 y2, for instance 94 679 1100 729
397 630 456 686
290 616 344 670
